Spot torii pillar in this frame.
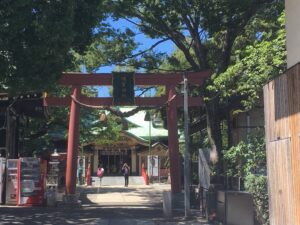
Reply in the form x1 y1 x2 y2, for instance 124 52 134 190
167 85 181 193
65 86 81 197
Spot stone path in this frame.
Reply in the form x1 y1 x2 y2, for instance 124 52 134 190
0 184 209 225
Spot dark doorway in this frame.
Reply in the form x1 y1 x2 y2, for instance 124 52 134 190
99 149 131 175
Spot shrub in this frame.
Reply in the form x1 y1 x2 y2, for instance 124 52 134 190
245 174 269 225
223 129 269 225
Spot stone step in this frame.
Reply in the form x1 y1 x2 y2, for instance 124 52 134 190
91 176 145 186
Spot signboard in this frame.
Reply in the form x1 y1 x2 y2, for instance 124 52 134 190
0 157 6 204
6 159 18 205
17 158 44 206
112 72 135 105
198 149 210 189
147 155 159 177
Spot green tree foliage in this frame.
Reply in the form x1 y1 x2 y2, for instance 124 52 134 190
20 87 123 156
223 129 266 177
223 130 269 224
0 0 105 94
46 87 122 149
208 12 286 110
245 175 269 225
103 0 284 162
73 26 139 72
88 114 123 146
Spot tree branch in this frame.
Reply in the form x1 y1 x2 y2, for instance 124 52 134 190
126 38 170 59
180 6 208 69
135 86 155 97
116 4 201 71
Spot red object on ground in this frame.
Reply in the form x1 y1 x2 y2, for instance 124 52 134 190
86 163 91 186
141 164 149 185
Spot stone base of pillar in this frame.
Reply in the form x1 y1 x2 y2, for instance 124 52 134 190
172 192 184 210
58 194 82 208
163 191 172 218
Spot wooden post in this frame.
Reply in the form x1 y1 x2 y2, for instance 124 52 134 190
65 86 81 196
167 86 181 193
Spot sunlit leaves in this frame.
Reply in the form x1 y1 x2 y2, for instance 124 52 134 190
208 12 286 110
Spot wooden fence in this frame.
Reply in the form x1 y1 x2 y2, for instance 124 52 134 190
264 62 300 225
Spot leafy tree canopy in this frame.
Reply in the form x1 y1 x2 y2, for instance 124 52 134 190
0 0 106 94
105 0 283 72
208 12 286 110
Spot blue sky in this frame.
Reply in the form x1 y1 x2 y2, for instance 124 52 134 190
97 18 175 73
97 18 175 97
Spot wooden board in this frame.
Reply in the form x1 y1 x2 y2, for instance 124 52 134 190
264 63 300 224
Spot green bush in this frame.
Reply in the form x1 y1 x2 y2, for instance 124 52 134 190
223 129 266 177
245 174 269 225
223 129 269 225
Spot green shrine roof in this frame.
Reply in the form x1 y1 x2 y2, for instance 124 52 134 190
120 107 168 141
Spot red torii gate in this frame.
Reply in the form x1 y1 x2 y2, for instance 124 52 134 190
44 71 210 197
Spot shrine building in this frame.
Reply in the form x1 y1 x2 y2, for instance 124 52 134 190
83 108 171 177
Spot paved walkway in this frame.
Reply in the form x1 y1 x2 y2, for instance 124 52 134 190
0 184 209 225
82 184 170 206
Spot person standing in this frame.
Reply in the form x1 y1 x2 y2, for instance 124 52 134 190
97 165 104 186
122 163 130 187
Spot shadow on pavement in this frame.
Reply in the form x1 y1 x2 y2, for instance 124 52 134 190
0 205 164 225
0 185 208 225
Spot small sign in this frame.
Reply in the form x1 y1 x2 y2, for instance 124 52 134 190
147 155 159 177
112 72 135 105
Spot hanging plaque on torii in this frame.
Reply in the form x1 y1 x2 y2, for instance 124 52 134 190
44 71 211 197
112 72 135 106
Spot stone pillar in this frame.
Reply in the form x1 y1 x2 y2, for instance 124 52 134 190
131 148 137 174
93 150 99 174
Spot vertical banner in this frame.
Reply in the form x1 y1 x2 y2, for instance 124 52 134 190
198 149 210 190
0 157 6 204
112 72 135 105
77 156 85 185
40 160 47 203
147 155 159 177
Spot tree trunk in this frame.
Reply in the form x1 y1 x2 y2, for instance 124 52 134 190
227 107 233 148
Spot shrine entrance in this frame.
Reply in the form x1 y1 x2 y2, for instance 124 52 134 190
99 149 130 175
44 71 210 197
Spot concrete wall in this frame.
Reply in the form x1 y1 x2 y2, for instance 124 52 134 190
286 0 300 68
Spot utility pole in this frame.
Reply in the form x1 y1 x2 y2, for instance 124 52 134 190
149 112 152 179
183 76 190 217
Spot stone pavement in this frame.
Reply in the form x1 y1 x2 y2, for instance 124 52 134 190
0 184 209 225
